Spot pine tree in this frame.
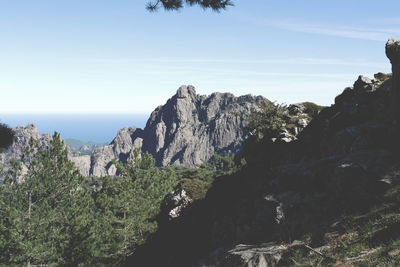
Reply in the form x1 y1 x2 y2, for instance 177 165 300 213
93 149 177 264
0 133 95 266
0 123 14 150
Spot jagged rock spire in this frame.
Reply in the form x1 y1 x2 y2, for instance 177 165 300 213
386 39 400 67
386 39 400 128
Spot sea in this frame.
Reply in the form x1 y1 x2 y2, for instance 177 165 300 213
0 114 149 144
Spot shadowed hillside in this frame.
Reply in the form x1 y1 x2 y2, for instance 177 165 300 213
126 40 400 267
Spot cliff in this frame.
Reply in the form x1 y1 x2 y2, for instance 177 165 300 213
88 86 268 176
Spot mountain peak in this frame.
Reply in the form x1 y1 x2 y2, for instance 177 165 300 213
176 85 197 99
85 86 268 174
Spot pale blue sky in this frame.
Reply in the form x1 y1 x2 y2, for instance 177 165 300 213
1 0 399 114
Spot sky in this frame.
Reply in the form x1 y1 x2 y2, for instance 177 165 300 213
1 0 400 115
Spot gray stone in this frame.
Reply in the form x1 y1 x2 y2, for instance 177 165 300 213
87 86 267 174
386 39 400 127
161 188 193 220
69 155 91 176
89 126 143 176
198 243 287 267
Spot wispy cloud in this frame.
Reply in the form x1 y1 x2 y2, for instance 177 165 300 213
136 65 356 80
74 57 387 69
247 17 400 41
370 17 400 25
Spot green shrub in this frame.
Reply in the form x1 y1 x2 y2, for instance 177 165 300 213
179 178 211 201
300 102 326 119
0 123 14 149
246 101 289 141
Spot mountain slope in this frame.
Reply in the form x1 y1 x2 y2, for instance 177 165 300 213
126 40 400 267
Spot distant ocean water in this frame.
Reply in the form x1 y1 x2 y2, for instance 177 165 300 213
0 114 149 143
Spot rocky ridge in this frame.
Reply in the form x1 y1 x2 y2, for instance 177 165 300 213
88 86 269 176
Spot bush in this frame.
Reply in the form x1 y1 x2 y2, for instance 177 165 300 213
0 123 14 149
301 102 326 119
245 101 289 141
179 178 211 201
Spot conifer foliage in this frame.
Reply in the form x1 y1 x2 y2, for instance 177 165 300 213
92 149 177 264
0 133 94 266
0 123 14 150
0 134 239 265
146 0 233 11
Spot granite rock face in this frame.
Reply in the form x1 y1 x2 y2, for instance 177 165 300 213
386 39 400 127
87 86 267 175
69 155 91 177
89 126 143 176
0 124 52 182
142 86 267 167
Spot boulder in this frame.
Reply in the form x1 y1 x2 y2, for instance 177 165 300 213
198 243 288 267
160 187 193 221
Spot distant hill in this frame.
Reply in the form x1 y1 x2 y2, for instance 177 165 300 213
65 138 106 155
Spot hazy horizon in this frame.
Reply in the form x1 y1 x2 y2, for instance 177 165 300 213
0 113 149 143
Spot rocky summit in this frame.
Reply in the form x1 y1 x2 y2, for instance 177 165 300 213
88 86 268 176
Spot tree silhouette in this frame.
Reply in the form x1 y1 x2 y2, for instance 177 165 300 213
146 0 233 11
0 123 14 149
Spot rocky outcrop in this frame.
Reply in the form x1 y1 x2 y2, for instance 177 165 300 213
0 124 52 182
141 86 266 167
69 155 91 177
160 187 193 221
386 39 400 128
198 243 288 267
0 124 94 180
87 86 267 176
89 126 143 176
